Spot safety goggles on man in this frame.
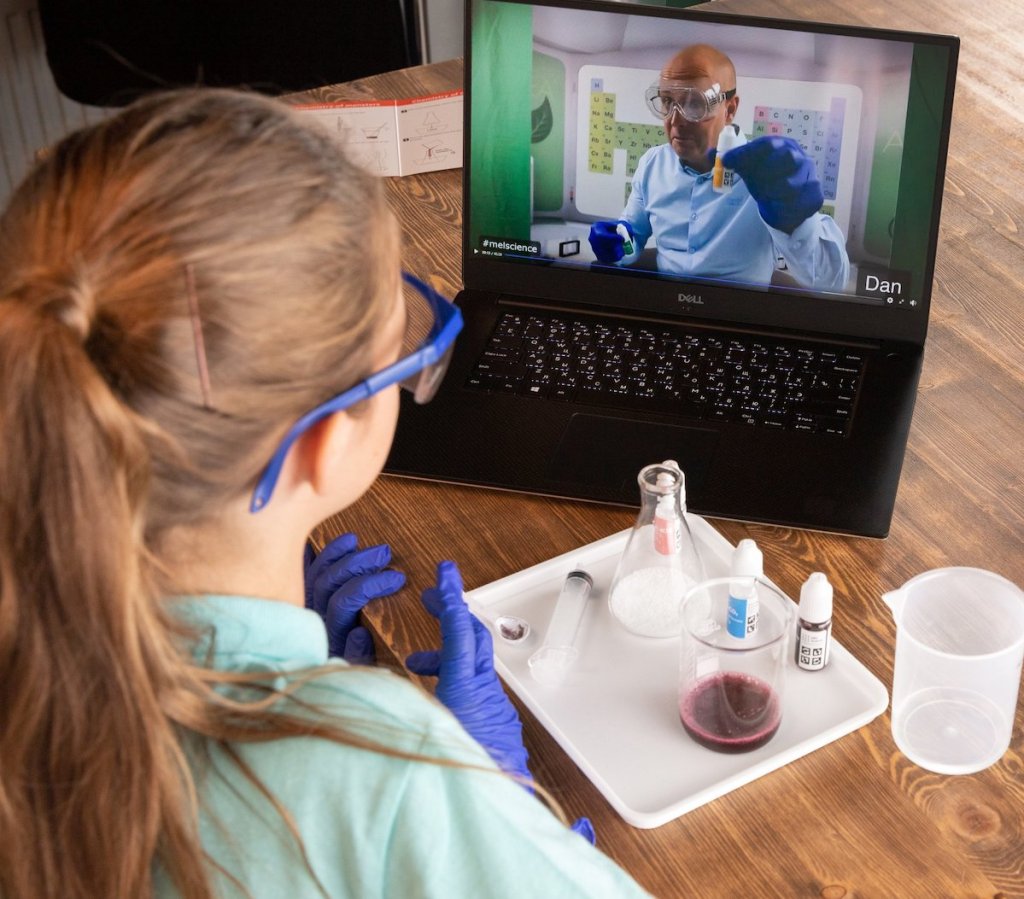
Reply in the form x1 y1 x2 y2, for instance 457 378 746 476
249 272 462 512
644 80 736 123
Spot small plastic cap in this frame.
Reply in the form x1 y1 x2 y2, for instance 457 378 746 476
566 569 594 590
730 538 764 578
656 460 685 500
716 123 744 154
528 645 579 687
494 615 531 644
799 572 833 623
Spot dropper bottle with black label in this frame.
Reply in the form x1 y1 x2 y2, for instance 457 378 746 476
796 572 833 671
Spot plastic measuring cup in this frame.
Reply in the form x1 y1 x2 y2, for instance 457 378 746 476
883 568 1024 774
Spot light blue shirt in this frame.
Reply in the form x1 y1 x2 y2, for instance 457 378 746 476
161 595 651 898
622 143 850 291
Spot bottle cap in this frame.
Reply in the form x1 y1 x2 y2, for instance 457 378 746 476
716 122 745 155
799 572 833 623
658 460 685 501
730 538 763 578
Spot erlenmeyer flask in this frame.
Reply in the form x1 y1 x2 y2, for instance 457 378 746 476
608 460 706 638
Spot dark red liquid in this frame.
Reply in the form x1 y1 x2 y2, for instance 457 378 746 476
679 671 781 753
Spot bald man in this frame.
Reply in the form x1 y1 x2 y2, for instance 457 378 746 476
589 44 850 292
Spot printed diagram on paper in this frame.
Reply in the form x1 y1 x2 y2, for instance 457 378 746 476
296 91 462 176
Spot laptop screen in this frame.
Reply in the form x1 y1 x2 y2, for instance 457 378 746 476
463 0 959 344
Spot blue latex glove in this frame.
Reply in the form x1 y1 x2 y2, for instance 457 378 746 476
571 817 596 845
722 136 824 234
304 533 406 663
405 561 532 785
588 219 634 264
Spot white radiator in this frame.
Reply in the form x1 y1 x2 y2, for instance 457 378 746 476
0 1 106 209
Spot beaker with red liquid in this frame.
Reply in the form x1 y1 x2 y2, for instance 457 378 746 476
679 576 793 753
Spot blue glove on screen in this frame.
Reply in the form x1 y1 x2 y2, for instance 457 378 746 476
405 561 532 785
304 533 406 664
588 219 634 264
722 136 824 234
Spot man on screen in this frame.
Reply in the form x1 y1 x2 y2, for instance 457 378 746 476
588 44 850 291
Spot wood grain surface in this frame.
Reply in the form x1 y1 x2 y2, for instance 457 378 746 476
294 2 1024 895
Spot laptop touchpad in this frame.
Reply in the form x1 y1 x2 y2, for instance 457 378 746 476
547 413 719 496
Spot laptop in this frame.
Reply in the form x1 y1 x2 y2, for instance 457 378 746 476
385 0 959 537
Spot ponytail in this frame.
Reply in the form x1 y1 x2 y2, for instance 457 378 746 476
0 277 210 897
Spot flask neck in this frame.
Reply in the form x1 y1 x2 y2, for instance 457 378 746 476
640 482 685 520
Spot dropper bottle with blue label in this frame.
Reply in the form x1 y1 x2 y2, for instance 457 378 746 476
727 539 763 639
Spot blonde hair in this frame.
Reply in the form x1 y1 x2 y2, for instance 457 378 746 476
0 89 405 898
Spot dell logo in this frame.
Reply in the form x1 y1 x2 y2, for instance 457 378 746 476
677 293 705 305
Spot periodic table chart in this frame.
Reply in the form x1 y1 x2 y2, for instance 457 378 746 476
576 65 862 237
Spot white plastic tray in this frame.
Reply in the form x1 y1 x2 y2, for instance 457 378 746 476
465 516 888 829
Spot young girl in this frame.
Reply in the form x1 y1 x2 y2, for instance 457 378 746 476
0 90 650 898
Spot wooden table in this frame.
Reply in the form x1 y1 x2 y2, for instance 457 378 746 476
297 1 1024 895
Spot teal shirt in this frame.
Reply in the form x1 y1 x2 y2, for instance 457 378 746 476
162 595 651 898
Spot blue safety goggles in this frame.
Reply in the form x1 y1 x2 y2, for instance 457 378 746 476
249 272 462 512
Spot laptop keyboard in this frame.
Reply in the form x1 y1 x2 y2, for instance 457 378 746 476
465 310 865 436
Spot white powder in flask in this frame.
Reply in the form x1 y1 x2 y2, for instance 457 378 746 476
609 567 693 638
